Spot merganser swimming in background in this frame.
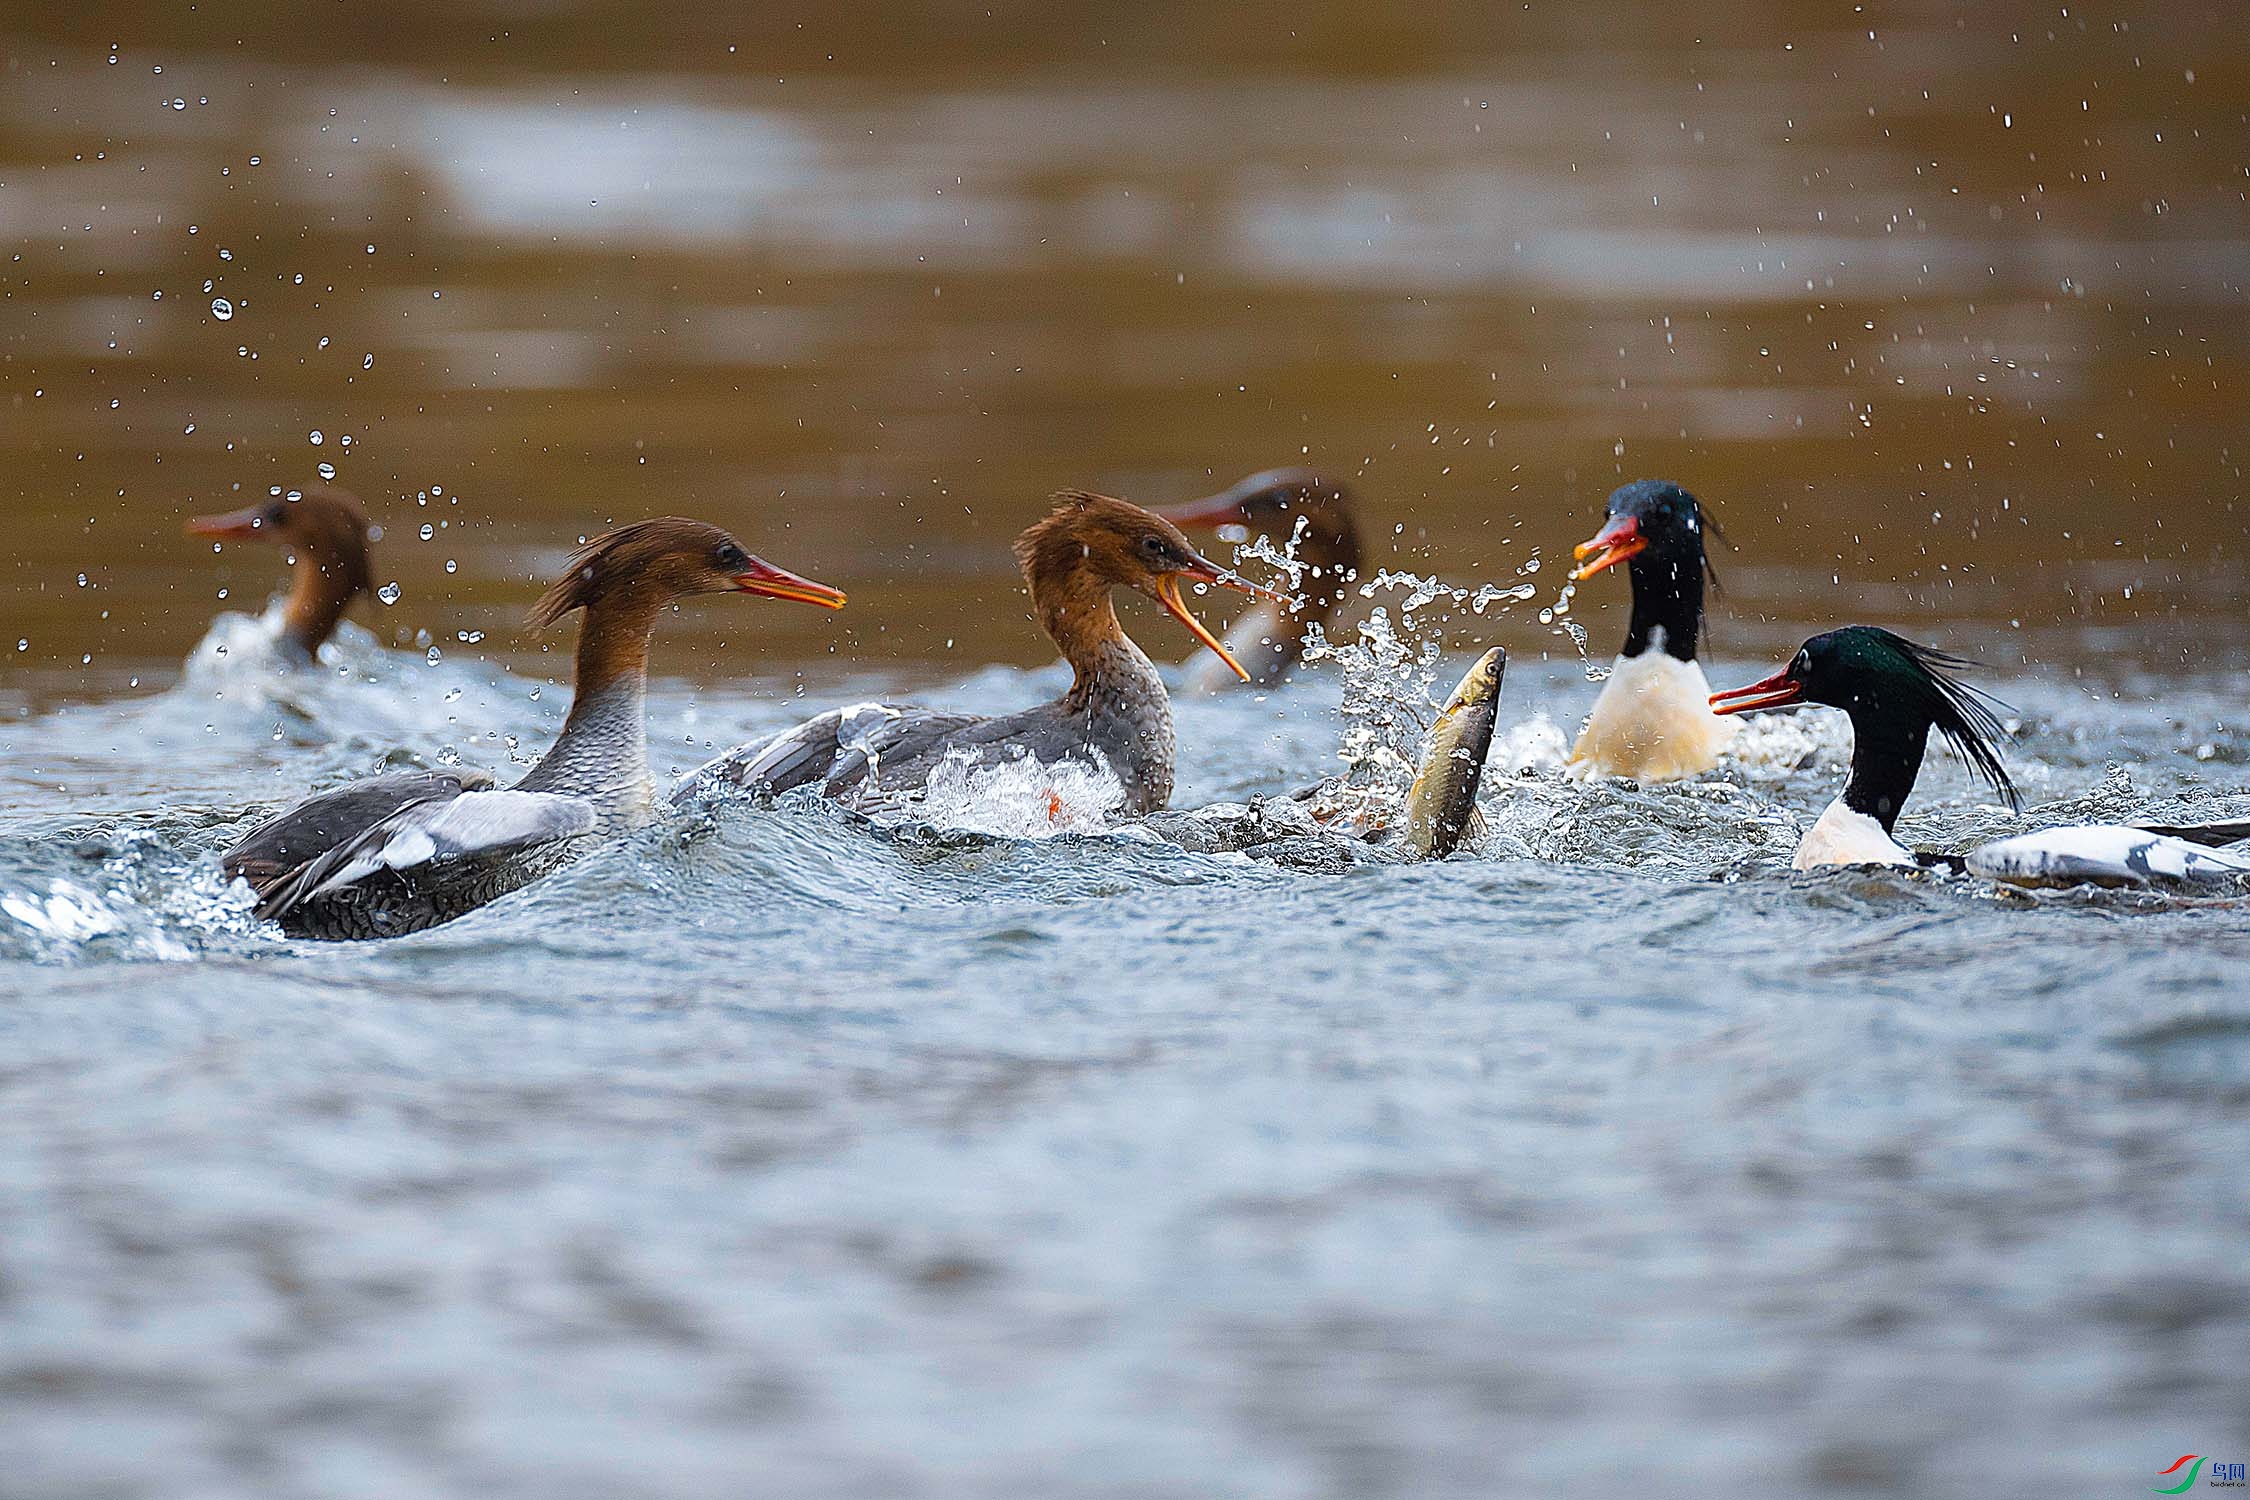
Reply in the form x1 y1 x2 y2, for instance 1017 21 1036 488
225 519 846 939
1566 479 1735 781
1155 467 1362 690
1711 625 2250 889
187 484 374 659
675 491 1287 818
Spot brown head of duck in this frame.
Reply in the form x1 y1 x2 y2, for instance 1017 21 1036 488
188 484 375 656
1156 467 1362 679
1011 491 1289 699
528 516 845 707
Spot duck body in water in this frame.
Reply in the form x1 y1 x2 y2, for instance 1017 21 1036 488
1565 480 1735 782
225 519 846 939
675 492 1285 819
187 484 374 660
1156 467 1362 691
1712 625 2250 889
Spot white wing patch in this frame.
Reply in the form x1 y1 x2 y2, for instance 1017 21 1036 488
1968 825 2250 890
305 789 598 899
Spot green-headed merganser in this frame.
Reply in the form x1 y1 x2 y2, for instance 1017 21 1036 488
1566 479 1735 781
226 519 846 939
674 491 1288 818
1155 467 1362 689
1711 625 2250 888
187 484 374 659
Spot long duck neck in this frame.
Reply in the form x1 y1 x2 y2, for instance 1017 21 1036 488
280 547 367 656
1622 548 1703 662
1840 709 1928 832
516 597 654 806
1035 567 1175 808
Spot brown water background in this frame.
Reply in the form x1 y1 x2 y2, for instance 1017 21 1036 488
4 1 2247 688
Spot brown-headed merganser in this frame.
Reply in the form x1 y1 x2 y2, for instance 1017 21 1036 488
1566 480 1735 781
675 491 1286 818
187 484 374 659
1156 467 1362 689
225 519 846 939
1712 625 2250 888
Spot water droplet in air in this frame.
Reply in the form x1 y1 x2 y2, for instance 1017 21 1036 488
317 463 336 480
209 297 233 320
418 523 434 541
377 582 401 605
307 429 322 445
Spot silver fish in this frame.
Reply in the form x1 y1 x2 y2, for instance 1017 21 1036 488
1402 646 1505 860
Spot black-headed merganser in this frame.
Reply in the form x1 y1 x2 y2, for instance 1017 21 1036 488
1711 625 2250 888
1155 467 1362 690
1566 479 1735 781
225 519 846 939
675 491 1287 818
187 484 374 659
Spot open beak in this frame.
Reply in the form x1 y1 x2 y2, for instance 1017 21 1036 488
186 505 269 541
1570 513 1646 580
731 556 848 610
1155 552 1292 683
1709 669 1805 715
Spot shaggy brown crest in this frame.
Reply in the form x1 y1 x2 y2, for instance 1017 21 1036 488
1011 491 1213 596
1011 490 1288 684
529 518 758 628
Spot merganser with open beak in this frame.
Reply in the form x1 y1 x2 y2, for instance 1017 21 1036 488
676 491 1288 818
1712 626 2250 888
225 519 845 939
187 484 374 659
1566 480 1735 781
1156 467 1362 690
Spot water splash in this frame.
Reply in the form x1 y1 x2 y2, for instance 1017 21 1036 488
882 747 1126 840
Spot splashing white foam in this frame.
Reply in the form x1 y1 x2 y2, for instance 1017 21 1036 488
889 747 1127 840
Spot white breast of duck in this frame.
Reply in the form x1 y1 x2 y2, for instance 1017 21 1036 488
1570 639 1736 783
1794 796 1915 871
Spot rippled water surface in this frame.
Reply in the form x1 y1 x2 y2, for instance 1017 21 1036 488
5 1 2250 1496
5 610 2250 1499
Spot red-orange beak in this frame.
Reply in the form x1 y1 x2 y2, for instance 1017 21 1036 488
1709 668 1805 715
1155 551 1292 683
186 505 271 541
730 556 847 610
1571 513 1646 580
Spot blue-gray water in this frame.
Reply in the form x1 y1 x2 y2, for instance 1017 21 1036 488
3 604 2248 1499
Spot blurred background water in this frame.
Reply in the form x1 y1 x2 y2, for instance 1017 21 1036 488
3 4 2250 1498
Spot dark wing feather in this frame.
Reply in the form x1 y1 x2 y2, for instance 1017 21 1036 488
224 769 496 892
2135 819 2250 848
672 704 989 806
253 788 596 922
